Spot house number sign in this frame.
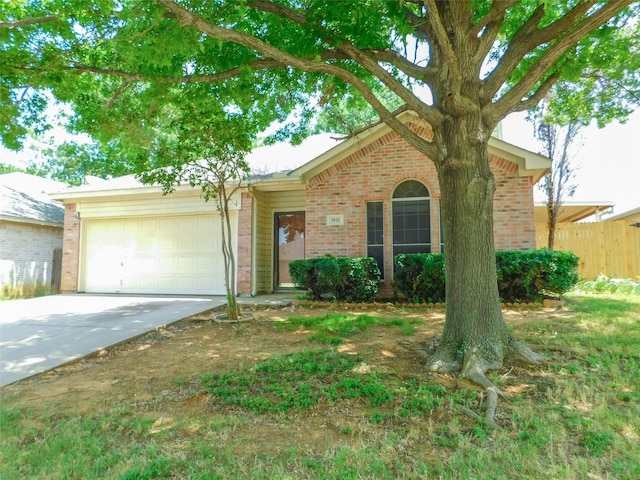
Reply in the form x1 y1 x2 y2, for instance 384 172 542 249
326 215 344 226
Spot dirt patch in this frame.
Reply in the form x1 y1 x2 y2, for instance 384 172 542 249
0 304 561 456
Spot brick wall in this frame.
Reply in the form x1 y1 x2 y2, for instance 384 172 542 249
491 155 536 250
236 192 253 294
60 203 81 293
0 220 62 295
305 131 536 284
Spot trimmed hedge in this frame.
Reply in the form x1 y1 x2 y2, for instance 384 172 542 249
394 250 579 303
393 253 446 304
495 250 579 302
289 256 381 302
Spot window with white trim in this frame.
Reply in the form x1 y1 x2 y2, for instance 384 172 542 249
392 180 431 257
366 201 384 278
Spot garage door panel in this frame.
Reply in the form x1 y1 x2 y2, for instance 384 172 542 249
83 214 235 294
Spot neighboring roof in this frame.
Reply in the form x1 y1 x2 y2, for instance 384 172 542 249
0 173 67 226
534 201 615 224
605 206 640 222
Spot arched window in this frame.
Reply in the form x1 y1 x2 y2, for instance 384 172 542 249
392 180 431 257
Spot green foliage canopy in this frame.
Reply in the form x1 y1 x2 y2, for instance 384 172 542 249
1 0 638 169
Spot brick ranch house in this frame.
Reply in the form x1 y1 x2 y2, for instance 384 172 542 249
51 111 550 296
1 173 66 296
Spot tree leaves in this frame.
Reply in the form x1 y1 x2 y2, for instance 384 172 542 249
1 0 637 174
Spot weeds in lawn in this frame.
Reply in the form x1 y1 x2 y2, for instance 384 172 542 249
2 294 639 479
276 313 419 344
200 349 445 417
573 275 640 295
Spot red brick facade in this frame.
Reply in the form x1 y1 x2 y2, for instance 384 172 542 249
61 203 80 293
304 131 535 285
236 192 253 294
57 125 540 296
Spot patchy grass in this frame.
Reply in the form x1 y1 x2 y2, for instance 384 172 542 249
276 312 420 344
201 349 445 416
1 295 639 479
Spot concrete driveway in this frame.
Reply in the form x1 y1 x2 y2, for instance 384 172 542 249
0 294 224 387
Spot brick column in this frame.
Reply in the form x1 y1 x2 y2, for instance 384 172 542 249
236 192 253 295
60 204 80 293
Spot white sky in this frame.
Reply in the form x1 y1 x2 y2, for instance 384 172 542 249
501 109 640 216
1 109 638 216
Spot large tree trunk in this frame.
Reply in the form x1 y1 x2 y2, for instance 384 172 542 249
428 117 542 384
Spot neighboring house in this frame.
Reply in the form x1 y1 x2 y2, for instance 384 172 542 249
0 173 67 296
534 201 615 224
51 111 550 296
605 206 640 227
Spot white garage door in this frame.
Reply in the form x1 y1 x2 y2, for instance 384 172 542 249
82 214 234 295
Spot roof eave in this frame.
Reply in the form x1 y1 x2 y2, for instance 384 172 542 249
249 175 305 192
0 215 63 228
50 181 247 202
488 137 551 183
291 111 551 184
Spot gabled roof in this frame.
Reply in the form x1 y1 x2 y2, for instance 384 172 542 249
288 110 551 184
0 173 66 226
51 110 551 199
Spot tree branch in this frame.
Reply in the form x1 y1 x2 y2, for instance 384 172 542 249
422 0 461 92
402 3 432 43
482 4 547 100
488 0 634 114
530 0 600 50
338 43 441 128
67 58 286 83
153 0 439 158
496 0 633 115
369 49 435 82
246 0 441 126
474 0 514 66
471 0 519 37
517 74 559 112
0 16 60 29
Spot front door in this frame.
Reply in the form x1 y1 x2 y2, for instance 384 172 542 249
274 211 305 288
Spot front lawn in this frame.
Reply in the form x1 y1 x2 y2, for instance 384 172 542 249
1 294 638 479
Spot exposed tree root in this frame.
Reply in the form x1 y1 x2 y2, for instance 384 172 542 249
509 341 546 365
484 387 501 430
464 362 504 430
429 340 547 431
529 344 582 354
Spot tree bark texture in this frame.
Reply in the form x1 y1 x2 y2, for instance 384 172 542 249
428 115 542 378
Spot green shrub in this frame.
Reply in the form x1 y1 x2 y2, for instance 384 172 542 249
394 253 446 303
394 249 579 303
496 249 579 301
289 256 381 302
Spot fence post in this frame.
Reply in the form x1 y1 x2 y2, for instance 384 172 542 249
51 247 62 294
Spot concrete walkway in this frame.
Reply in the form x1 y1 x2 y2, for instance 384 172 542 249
0 294 225 387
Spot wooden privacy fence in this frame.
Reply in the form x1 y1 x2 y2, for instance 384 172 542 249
51 247 62 294
535 221 640 279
